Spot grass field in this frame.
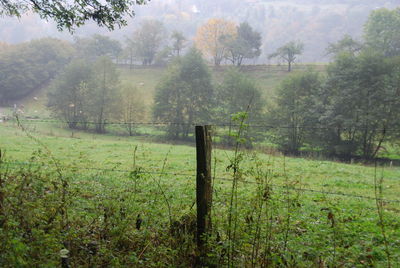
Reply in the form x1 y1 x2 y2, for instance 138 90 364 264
1 118 399 266
1 121 399 200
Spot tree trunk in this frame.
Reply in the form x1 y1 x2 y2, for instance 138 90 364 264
372 127 386 159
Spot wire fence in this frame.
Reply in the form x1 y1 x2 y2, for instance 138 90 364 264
2 160 399 205
4 118 400 132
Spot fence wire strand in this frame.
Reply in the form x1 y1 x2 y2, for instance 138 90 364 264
2 118 399 132
2 160 399 204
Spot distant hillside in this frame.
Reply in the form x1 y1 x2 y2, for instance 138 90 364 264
1 64 326 120
0 0 398 62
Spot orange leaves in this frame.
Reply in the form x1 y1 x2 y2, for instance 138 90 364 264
195 18 237 65
0 42 10 54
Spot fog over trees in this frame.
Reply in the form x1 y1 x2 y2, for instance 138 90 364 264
0 0 398 62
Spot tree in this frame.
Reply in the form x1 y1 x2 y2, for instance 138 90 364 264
0 0 149 31
121 83 146 136
123 38 136 69
47 60 93 129
268 71 322 155
268 41 304 72
87 57 121 133
74 35 122 62
364 8 400 57
48 57 121 133
320 51 400 159
195 18 237 66
171 31 186 57
326 34 363 56
153 48 214 139
216 68 264 122
128 20 166 65
154 47 174 66
223 22 262 66
216 68 265 146
0 38 74 104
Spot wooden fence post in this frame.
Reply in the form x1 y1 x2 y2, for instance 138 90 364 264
195 125 212 250
0 149 4 228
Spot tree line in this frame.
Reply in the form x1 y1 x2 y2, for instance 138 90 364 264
0 16 314 105
0 19 262 104
268 7 400 159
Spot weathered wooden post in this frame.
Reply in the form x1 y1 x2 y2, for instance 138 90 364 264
0 149 4 228
195 125 212 251
60 249 70 268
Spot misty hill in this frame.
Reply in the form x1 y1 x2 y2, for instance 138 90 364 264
0 0 398 62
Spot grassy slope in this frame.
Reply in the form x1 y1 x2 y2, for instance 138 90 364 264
1 122 399 205
116 64 328 124
1 64 322 118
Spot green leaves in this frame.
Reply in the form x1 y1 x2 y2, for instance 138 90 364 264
364 8 400 57
153 48 214 139
0 38 74 103
0 0 149 31
74 35 122 62
268 41 304 72
268 71 322 154
47 57 122 133
216 68 264 126
224 22 262 66
127 20 167 66
324 52 400 158
326 35 363 56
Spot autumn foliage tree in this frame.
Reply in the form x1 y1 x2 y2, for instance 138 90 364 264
195 18 237 66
